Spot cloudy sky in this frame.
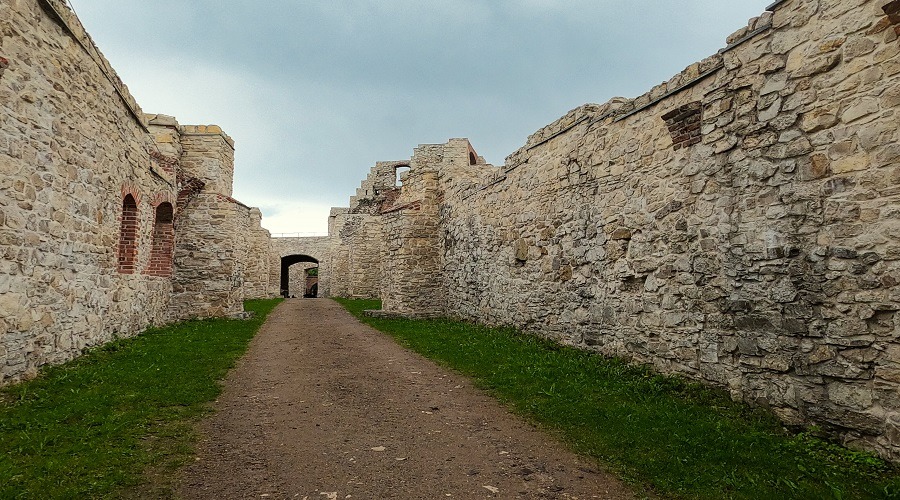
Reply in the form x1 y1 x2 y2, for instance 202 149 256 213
71 0 772 235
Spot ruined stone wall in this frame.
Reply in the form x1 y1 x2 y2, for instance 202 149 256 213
331 161 406 300
150 117 276 310
242 208 275 300
272 236 331 297
434 0 900 460
379 140 487 316
0 0 275 383
329 210 383 299
275 161 403 301
0 0 175 383
288 263 317 297
169 129 245 319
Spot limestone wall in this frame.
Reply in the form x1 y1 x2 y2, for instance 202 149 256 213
0 0 277 383
0 0 176 383
436 0 900 459
170 129 246 320
272 236 331 297
379 140 487 316
328 0 900 460
287 263 317 297
329 210 383 299
275 160 406 301
242 208 275 300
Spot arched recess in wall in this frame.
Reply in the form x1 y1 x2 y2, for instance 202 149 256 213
117 194 138 274
281 254 319 298
145 202 174 277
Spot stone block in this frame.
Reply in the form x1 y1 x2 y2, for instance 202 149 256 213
828 382 874 410
841 98 880 123
832 154 871 174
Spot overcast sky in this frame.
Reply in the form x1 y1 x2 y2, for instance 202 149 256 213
71 0 773 235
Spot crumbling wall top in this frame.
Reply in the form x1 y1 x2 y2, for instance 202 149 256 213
145 114 179 129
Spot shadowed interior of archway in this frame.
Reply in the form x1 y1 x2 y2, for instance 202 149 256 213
280 254 318 297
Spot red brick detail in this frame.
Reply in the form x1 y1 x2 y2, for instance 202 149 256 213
149 149 179 177
215 193 250 208
467 143 480 165
144 202 174 277
117 194 139 274
381 199 423 214
149 191 175 208
379 187 402 212
305 276 319 297
120 181 142 206
661 101 703 151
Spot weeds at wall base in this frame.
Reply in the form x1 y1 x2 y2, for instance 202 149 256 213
337 298 900 500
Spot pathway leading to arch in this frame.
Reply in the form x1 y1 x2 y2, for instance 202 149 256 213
177 299 633 499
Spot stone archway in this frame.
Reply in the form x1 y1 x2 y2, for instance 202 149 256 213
281 254 318 298
272 236 331 298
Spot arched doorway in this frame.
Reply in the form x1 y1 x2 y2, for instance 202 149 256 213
281 254 319 298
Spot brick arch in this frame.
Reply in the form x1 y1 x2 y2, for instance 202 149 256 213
149 190 175 208
466 143 480 165
144 202 174 277
117 194 139 274
120 181 142 206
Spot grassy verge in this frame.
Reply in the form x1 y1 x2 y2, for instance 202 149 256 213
336 298 900 499
0 298 282 499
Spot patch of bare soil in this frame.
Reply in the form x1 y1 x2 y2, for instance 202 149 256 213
176 299 633 499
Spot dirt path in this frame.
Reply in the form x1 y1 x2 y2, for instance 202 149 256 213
177 299 633 499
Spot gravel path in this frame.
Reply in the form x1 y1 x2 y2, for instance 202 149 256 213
177 299 633 499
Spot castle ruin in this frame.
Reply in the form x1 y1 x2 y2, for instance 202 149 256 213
283 0 900 461
4 0 900 463
0 0 277 382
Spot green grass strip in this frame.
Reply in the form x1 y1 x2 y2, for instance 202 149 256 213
336 298 900 500
0 298 282 499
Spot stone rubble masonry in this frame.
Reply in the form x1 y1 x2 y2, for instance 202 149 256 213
167 127 248 321
321 0 900 462
287 262 317 297
0 0 277 385
243 207 276 300
276 159 410 302
272 236 331 298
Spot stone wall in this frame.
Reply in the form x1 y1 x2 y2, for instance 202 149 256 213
169 128 245 319
272 236 331 297
0 0 276 383
329 210 383 299
242 207 276 300
331 0 900 461
287 263 317 297
0 0 175 383
276 160 407 301
379 139 487 317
